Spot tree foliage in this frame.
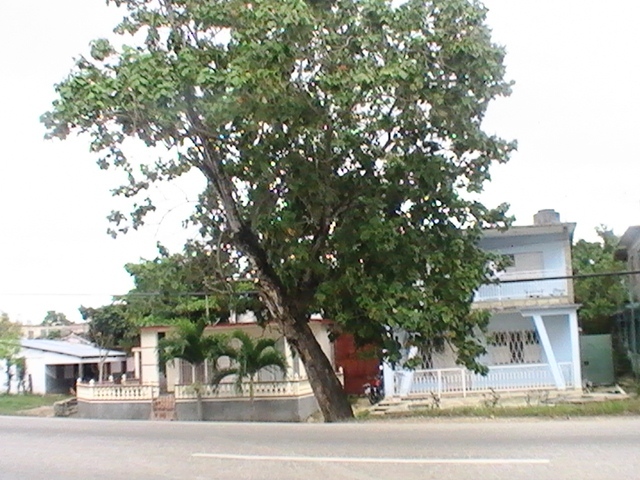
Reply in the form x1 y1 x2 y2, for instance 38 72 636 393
158 318 231 420
573 228 627 334
158 318 229 370
79 304 138 351
43 0 513 421
121 247 263 327
0 312 21 394
0 312 20 361
41 310 71 326
213 330 287 400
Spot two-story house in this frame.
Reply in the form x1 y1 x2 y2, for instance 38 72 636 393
384 209 582 398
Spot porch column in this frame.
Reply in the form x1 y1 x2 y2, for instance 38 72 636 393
528 314 566 390
568 310 582 389
382 362 395 398
132 349 141 381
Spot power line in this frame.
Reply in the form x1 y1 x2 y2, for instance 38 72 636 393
498 270 640 284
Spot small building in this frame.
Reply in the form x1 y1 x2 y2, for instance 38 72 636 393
18 339 126 394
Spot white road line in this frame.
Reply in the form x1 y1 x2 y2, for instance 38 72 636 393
192 453 550 465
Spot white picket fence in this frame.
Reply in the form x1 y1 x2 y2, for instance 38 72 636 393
174 376 314 400
394 362 574 397
76 382 159 401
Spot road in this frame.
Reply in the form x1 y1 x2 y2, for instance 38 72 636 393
0 415 638 479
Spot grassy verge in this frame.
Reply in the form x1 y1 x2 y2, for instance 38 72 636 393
0 394 70 415
356 397 640 420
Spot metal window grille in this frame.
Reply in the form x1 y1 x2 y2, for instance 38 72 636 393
487 329 541 365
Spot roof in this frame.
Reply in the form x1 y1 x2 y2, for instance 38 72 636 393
21 339 126 360
139 317 333 332
482 222 576 239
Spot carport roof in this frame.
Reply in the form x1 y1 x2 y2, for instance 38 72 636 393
21 339 126 360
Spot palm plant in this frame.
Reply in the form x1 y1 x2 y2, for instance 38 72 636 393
213 330 288 405
158 318 227 421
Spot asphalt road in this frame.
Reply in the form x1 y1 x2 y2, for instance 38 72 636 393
0 415 638 479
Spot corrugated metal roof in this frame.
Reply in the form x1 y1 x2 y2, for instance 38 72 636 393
20 339 126 359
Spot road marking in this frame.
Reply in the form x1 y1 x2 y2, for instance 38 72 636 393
192 453 550 465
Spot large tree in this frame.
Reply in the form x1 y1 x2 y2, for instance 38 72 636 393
573 228 627 334
43 0 513 421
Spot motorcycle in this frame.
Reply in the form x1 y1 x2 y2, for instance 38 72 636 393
363 375 384 405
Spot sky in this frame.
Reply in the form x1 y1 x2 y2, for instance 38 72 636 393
1 0 639 324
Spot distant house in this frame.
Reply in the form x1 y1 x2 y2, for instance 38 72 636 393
20 322 89 340
614 226 640 374
384 209 582 397
18 339 126 394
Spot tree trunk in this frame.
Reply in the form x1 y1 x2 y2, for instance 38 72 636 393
249 375 255 421
281 315 353 422
195 362 204 421
5 363 11 395
196 389 203 421
197 142 353 422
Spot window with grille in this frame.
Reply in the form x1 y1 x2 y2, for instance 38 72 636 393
487 329 541 365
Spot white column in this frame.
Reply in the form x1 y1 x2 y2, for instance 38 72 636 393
528 314 566 390
133 350 141 381
382 361 395 398
568 310 582 389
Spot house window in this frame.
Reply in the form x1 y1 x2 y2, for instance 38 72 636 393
488 330 541 365
501 252 544 279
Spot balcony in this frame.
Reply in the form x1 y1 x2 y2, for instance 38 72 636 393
474 269 570 304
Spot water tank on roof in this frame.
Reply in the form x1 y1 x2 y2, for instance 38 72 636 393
533 209 560 225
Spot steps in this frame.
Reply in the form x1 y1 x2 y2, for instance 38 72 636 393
151 394 176 421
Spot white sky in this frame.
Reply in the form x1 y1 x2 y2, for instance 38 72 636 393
1 0 639 324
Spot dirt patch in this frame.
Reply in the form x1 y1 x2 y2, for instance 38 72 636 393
16 406 55 417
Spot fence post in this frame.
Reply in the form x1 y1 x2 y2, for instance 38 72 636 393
437 370 442 398
461 369 466 398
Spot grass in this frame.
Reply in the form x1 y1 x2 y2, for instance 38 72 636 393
0 394 70 415
356 397 640 420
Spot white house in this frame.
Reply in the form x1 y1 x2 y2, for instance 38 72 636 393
76 319 341 422
384 209 582 398
14 339 126 394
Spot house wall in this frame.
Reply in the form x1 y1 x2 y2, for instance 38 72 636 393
140 329 160 386
144 321 336 390
543 315 573 363
26 357 47 394
475 238 572 305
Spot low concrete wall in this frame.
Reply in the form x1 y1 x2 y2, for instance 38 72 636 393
78 401 152 420
175 395 319 422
